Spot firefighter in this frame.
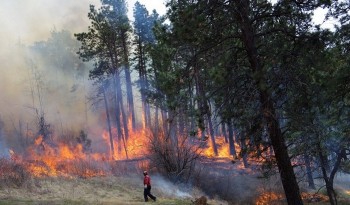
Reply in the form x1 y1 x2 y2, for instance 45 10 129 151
143 171 156 202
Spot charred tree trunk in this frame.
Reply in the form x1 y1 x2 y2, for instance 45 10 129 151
116 74 129 139
317 142 344 205
194 62 218 155
161 110 168 135
102 84 114 158
105 37 123 155
233 1 303 204
178 109 185 136
304 154 315 189
136 37 152 129
112 76 123 154
121 32 136 131
168 110 178 145
260 90 303 204
207 112 217 156
222 123 228 143
115 74 129 159
227 119 237 158
145 96 152 128
317 144 336 205
240 133 249 168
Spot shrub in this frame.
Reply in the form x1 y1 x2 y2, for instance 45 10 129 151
0 158 30 188
148 129 203 182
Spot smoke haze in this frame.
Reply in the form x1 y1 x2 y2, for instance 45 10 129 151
153 175 192 199
0 0 166 152
0 0 106 152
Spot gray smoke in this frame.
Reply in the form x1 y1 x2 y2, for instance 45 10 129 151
152 175 192 199
0 120 9 158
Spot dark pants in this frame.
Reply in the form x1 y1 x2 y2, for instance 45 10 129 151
144 185 156 202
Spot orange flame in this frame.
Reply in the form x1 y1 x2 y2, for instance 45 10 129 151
102 125 150 161
11 135 109 178
255 192 283 205
201 136 239 158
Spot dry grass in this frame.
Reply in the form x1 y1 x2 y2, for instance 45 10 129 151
0 176 226 205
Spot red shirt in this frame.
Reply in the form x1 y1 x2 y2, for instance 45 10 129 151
144 175 151 186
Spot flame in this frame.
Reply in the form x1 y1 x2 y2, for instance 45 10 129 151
10 135 109 178
34 135 43 145
102 123 150 161
255 191 329 204
255 192 283 205
201 136 240 158
8 117 273 179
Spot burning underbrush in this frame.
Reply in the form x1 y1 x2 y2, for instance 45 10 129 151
254 191 329 204
8 135 111 178
3 127 349 205
4 126 153 179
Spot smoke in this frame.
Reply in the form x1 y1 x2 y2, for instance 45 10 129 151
0 0 104 149
0 116 8 158
0 0 166 154
152 175 192 199
334 173 350 191
0 0 100 44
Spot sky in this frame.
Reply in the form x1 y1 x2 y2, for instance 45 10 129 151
0 0 166 45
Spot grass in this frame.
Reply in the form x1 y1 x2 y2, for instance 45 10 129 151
0 176 213 205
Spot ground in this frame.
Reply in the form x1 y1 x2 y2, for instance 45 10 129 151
0 176 226 205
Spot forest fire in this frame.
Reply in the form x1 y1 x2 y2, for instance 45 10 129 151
255 191 283 205
254 191 329 204
9 135 109 178
7 127 239 179
102 127 150 160
202 136 232 158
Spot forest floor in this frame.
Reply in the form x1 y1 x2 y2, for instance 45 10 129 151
0 157 349 205
0 175 227 205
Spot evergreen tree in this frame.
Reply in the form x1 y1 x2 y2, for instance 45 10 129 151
75 0 132 158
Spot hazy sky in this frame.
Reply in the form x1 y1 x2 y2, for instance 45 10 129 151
0 0 166 135
0 0 166 45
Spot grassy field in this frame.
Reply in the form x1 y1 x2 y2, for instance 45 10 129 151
1 177 350 205
0 175 226 205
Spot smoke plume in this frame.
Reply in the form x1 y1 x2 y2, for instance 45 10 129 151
153 175 192 199
0 0 103 150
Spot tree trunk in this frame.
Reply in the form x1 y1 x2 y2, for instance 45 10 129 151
222 123 228 143
194 61 218 155
112 76 123 154
233 1 303 204
261 91 303 204
227 120 237 158
137 38 150 129
121 32 136 131
304 154 315 189
103 85 114 158
115 74 129 159
207 113 218 156
178 109 185 136
161 110 168 135
240 133 249 168
317 145 336 205
154 106 159 134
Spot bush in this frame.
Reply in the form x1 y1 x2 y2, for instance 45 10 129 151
0 158 30 188
148 129 203 182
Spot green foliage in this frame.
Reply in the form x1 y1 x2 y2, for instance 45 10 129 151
75 1 131 81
